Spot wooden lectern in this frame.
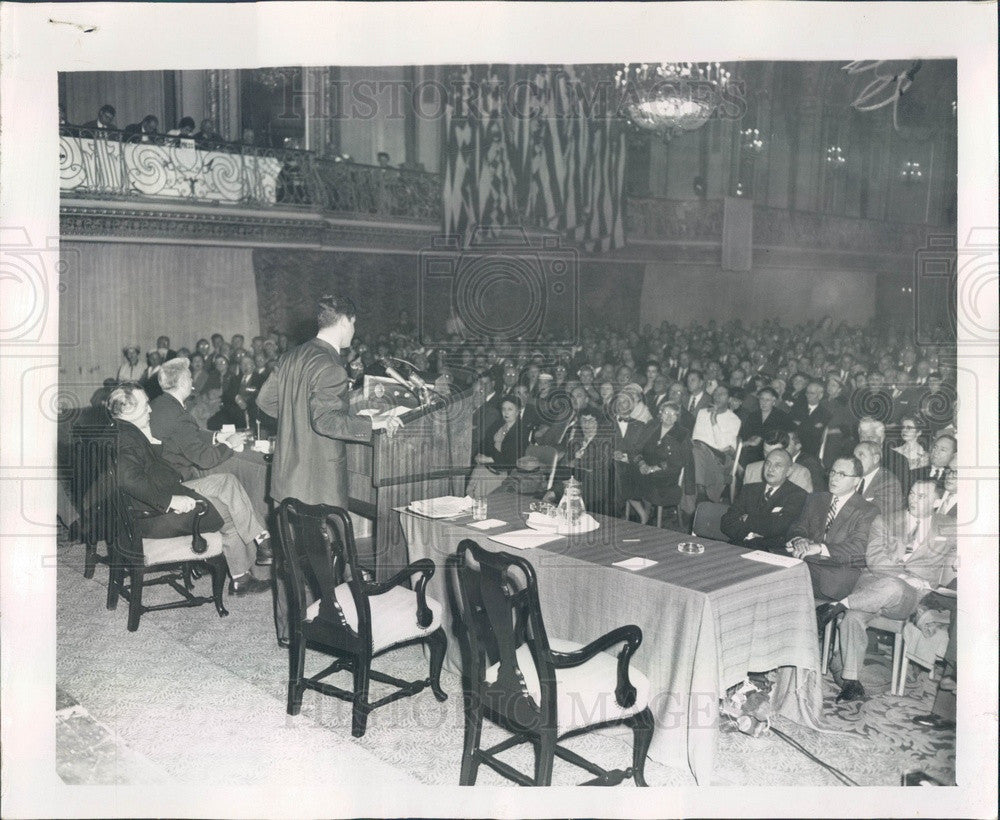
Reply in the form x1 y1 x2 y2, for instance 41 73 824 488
346 390 474 580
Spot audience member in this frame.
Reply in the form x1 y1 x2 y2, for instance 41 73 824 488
910 434 957 492
722 449 807 553
853 441 904 519
743 429 813 492
117 345 144 383
785 456 879 600
818 480 956 702
690 385 741 503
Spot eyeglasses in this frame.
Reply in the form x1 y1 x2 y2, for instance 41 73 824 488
828 469 858 479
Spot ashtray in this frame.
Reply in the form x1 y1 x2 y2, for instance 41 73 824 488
677 542 705 555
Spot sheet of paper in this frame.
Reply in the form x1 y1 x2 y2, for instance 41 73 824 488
408 496 474 518
740 550 802 567
467 518 506 530
488 529 564 550
612 556 657 571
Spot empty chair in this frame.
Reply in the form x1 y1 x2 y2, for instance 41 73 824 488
276 499 447 737
107 488 229 632
691 501 730 542
451 538 654 786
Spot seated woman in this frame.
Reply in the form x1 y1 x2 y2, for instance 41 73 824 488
626 402 693 525
466 394 527 497
892 414 930 470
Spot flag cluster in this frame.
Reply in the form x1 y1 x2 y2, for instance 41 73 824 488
443 65 626 253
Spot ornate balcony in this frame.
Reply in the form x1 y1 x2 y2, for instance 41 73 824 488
59 130 443 221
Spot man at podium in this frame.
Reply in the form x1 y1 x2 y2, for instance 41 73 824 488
258 293 402 510
257 294 402 644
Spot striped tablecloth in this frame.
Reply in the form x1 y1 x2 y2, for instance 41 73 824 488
398 493 824 785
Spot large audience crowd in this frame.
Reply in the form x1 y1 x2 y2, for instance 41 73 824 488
99 310 958 709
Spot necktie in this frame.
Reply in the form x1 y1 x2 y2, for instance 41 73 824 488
825 496 840 533
931 467 940 479
905 519 921 555
858 477 867 497
688 396 696 412
764 486 774 501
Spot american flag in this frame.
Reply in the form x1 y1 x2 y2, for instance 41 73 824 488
443 65 626 253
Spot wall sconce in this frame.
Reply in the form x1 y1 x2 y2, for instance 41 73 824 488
900 160 923 182
825 145 847 170
740 128 764 156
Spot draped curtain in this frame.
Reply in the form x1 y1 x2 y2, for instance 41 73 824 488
443 65 626 253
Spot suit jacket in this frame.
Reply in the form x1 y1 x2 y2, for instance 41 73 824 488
721 480 808 553
865 510 956 587
790 402 831 457
612 417 649 457
566 427 615 516
113 419 223 539
787 492 879 599
908 464 949 494
478 417 527 471
857 467 903 519
471 400 502 460
149 392 235 480
683 391 712 417
740 406 792 442
256 337 372 508
882 445 913 497
744 459 813 493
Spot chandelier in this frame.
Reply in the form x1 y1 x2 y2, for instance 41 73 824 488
616 62 732 140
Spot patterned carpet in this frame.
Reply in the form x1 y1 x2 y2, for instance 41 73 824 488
55 537 954 790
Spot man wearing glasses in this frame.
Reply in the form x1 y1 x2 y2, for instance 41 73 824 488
816 480 956 703
785 456 879 601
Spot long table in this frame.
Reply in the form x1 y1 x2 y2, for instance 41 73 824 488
397 493 824 785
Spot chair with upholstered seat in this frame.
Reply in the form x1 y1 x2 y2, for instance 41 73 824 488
451 538 654 787
107 488 229 632
70 423 118 579
626 468 685 529
276 499 447 737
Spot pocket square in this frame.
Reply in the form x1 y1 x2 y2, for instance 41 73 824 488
934 535 948 541
814 422 823 428
771 506 783 512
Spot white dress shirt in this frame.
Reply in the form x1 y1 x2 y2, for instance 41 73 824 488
692 407 741 451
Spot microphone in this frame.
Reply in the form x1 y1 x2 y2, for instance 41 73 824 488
377 357 416 396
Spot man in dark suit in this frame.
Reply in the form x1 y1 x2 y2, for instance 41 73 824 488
122 114 160 143
722 449 807 553
789 380 830 458
786 456 879 600
81 103 117 131
934 455 958 517
258 295 401 642
149 358 271 556
470 374 501 462
852 441 903 520
257 294 400 509
566 412 615 516
108 383 269 595
155 335 178 362
857 415 911 496
683 370 712 417
819 480 956 702
610 391 649 516
534 385 590 448
909 434 956 493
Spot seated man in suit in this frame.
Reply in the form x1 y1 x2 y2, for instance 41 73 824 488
853 441 903 519
566 412 615 516
683 369 712 417
690 385 742 503
786 456 879 601
857 415 911 496
818 480 957 702
787 430 826 493
149 358 272 566
610 391 650 516
743 429 813 492
108 384 270 595
789 380 831 458
934 455 958 517
722 449 807 553
533 384 590 448
910 433 956 493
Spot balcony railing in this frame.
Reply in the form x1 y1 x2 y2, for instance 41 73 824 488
59 129 442 221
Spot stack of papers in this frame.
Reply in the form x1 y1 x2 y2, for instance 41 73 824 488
488 529 564 550
467 518 506 530
740 550 802 567
408 496 474 518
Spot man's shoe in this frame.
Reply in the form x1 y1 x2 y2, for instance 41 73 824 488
277 637 290 649
816 602 847 628
228 574 270 596
255 537 274 566
836 679 867 703
912 713 955 730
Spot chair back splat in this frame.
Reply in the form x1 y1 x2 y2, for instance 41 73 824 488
452 538 653 787
276 498 447 737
